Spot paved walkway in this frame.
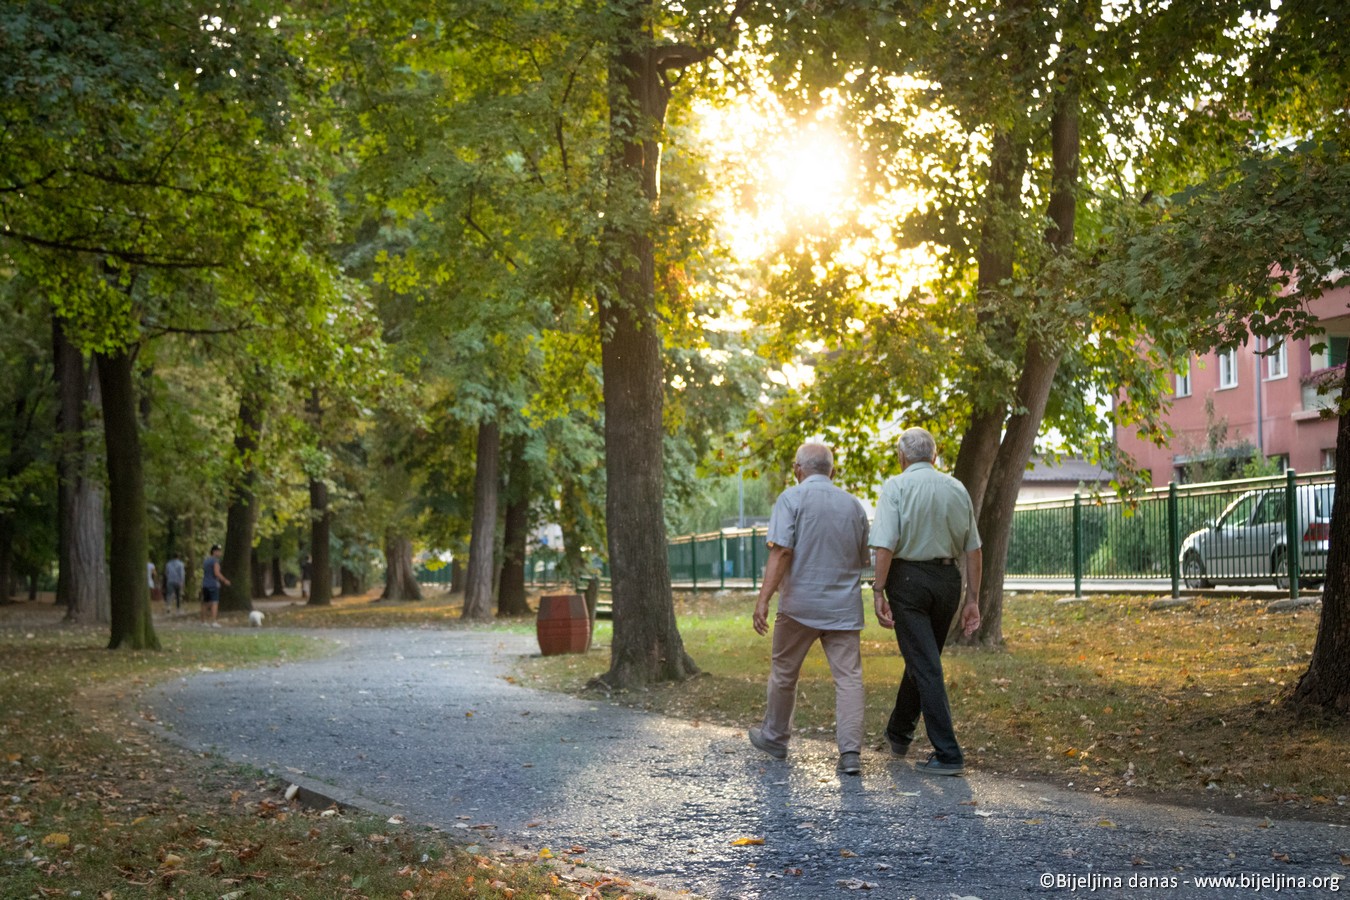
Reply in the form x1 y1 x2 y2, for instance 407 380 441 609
144 628 1348 899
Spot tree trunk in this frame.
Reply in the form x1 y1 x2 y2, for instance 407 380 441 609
382 531 422 601
1291 377 1350 711
450 557 464 594
270 553 284 597
96 346 158 650
952 125 1026 514
340 564 364 596
497 436 531 616
221 392 262 612
250 547 269 599
308 476 333 606
962 33 1081 648
596 19 699 688
53 317 109 623
463 420 501 620
0 516 13 601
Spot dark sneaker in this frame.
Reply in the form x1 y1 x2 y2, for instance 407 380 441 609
914 753 964 776
887 737 910 757
836 751 861 776
748 727 787 759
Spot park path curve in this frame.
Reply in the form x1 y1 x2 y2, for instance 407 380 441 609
143 627 1349 899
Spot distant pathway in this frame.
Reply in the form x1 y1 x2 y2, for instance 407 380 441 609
144 628 1348 899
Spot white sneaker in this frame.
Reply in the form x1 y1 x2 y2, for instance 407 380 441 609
211 622 221 628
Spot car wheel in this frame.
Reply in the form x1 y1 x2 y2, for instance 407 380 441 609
1273 549 1289 591
1182 553 1211 589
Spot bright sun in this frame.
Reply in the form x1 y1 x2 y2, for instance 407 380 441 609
763 126 852 219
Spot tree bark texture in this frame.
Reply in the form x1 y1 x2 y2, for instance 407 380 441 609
270 553 284 597
307 476 333 605
340 564 364 596
462 420 501 621
221 392 263 612
381 531 422 601
596 20 699 688
53 317 110 623
952 126 1026 514
497 436 532 616
96 347 158 650
1291 378 1350 711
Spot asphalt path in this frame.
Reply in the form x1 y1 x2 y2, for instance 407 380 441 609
143 627 1349 899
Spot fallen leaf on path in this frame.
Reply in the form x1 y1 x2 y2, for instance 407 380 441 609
1272 851 1291 862
730 837 765 846
840 849 858 857
41 833 69 848
836 878 879 890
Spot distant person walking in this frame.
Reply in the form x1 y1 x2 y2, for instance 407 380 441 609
748 442 871 776
164 553 186 612
201 544 231 628
870 427 982 776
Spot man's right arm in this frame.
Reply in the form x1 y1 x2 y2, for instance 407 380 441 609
753 545 793 636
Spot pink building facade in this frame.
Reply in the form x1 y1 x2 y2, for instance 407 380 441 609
1116 285 1349 487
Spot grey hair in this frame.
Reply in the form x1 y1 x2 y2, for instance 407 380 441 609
795 442 834 475
897 427 937 465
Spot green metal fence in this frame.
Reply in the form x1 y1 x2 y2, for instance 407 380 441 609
1007 470 1335 598
526 470 1335 599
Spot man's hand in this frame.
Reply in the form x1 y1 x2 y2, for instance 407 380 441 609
873 588 893 629
959 599 981 636
753 597 770 636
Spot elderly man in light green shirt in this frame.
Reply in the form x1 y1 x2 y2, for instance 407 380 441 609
870 427 982 776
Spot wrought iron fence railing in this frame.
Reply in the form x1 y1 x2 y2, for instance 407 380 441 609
524 470 1336 601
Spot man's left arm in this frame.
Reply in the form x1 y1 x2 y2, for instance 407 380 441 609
959 547 982 636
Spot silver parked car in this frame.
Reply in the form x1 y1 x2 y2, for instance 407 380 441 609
1179 484 1334 589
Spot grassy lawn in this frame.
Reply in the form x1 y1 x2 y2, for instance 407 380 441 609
3 584 1343 899
0 598 640 900
520 590 1350 820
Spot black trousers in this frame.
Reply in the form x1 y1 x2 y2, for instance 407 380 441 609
884 559 963 764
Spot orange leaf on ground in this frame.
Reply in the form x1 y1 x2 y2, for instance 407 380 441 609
731 837 765 846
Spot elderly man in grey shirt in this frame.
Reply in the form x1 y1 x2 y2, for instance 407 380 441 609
750 442 871 775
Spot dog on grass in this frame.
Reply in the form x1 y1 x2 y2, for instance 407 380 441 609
248 610 265 628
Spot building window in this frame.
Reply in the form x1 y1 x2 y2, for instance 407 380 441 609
1264 337 1287 380
1175 359 1192 397
1310 334 1350 371
1324 449 1337 471
1217 348 1238 389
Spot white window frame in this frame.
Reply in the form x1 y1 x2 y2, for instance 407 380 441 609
1217 348 1239 389
1174 359 1192 397
1264 336 1287 380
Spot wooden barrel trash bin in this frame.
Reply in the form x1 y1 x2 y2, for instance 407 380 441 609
536 593 591 656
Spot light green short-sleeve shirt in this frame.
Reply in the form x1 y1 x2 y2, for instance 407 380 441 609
869 462 981 560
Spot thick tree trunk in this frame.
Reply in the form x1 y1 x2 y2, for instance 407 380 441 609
463 420 501 620
596 24 698 688
96 347 158 650
221 392 262 612
965 48 1080 646
340 564 363 596
53 318 109 623
307 476 333 606
1291 378 1350 711
270 553 284 597
382 531 422 601
952 126 1026 513
251 547 269 599
497 436 531 616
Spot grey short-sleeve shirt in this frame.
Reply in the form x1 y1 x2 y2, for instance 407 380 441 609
766 474 871 631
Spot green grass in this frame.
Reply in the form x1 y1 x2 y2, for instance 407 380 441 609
521 591 1350 818
0 607 641 899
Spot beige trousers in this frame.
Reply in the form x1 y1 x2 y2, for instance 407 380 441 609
759 613 864 754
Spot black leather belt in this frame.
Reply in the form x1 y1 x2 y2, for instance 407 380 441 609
899 557 956 566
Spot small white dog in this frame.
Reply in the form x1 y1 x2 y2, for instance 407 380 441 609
248 610 265 628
